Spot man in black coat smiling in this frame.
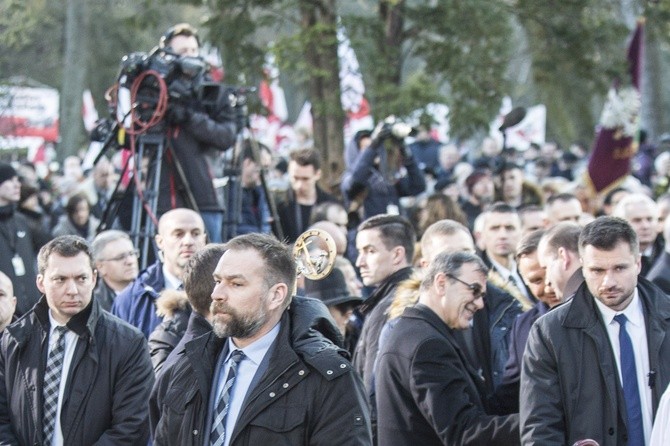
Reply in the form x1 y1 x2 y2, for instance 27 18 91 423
376 251 519 446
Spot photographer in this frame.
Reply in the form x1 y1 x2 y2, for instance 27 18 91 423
149 23 237 242
342 118 426 222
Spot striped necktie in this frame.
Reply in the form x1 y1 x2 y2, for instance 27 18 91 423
43 326 68 443
210 349 245 446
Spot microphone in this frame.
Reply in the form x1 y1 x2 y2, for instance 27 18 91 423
648 370 656 388
499 107 527 131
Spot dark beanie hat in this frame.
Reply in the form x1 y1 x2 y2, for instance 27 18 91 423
0 162 17 185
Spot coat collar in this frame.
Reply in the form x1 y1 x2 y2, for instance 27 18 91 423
562 277 670 329
359 266 414 315
9 294 99 346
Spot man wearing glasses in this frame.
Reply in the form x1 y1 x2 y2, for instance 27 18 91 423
91 230 139 311
375 251 520 446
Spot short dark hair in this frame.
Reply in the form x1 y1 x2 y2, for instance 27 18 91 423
289 148 321 171
38 235 94 275
487 202 517 215
542 222 581 255
183 244 226 314
603 187 629 206
225 233 296 302
579 216 639 257
160 23 200 48
358 214 416 262
519 204 543 216
421 251 488 291
516 229 545 259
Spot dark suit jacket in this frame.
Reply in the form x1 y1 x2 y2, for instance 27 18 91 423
376 304 520 446
648 251 670 295
521 278 670 445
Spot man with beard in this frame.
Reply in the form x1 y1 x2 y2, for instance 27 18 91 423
151 233 371 445
112 208 207 337
521 217 670 445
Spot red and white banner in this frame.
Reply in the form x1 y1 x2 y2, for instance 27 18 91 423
0 83 59 150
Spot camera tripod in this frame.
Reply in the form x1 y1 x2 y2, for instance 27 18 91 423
220 91 283 242
97 130 197 269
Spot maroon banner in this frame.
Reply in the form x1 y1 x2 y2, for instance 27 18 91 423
586 20 644 195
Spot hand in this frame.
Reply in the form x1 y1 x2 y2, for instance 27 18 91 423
166 102 191 125
167 79 192 102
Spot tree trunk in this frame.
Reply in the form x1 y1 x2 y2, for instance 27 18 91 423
299 0 345 195
641 23 666 141
59 0 89 160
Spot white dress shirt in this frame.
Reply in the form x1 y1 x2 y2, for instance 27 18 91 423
489 257 531 300
594 289 653 444
161 266 182 291
214 322 280 446
47 311 78 446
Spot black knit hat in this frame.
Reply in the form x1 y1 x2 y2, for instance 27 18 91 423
0 162 17 185
304 269 363 308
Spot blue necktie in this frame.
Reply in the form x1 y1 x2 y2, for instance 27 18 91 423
210 349 245 446
614 314 645 446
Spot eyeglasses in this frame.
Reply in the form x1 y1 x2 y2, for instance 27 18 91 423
446 274 486 300
100 249 140 262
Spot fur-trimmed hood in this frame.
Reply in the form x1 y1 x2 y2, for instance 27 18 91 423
154 290 190 319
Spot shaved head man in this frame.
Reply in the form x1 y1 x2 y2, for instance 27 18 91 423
113 208 207 337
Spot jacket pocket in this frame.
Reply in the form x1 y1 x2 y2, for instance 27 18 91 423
155 386 201 446
245 405 306 444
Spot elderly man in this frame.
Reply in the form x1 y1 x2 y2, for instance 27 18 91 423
112 208 207 337
91 230 139 311
151 233 371 445
614 193 661 276
376 251 520 445
521 217 670 445
0 235 153 444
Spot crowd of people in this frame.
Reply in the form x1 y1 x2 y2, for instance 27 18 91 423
3 22 670 446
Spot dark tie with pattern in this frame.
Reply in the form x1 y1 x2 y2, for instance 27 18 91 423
43 325 68 443
614 314 645 446
210 349 245 446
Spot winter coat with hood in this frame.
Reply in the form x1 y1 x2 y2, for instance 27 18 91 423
150 295 372 446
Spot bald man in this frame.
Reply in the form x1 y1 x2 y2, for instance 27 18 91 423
0 271 17 334
112 209 207 337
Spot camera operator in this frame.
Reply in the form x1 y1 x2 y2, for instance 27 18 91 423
341 118 426 223
154 23 238 243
